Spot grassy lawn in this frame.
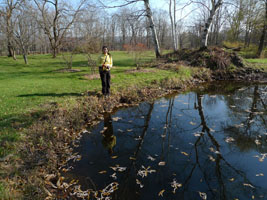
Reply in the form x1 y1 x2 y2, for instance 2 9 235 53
0 51 191 156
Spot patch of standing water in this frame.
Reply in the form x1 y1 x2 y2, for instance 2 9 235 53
65 83 267 200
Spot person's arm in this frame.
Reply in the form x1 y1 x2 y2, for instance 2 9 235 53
106 55 113 69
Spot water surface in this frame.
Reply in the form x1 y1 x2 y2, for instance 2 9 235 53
66 82 267 200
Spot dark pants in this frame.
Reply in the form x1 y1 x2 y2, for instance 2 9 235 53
99 67 111 95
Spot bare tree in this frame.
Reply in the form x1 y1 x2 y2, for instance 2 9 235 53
98 0 161 57
33 0 87 58
0 0 24 59
198 0 223 48
169 0 178 50
12 2 37 64
257 0 267 57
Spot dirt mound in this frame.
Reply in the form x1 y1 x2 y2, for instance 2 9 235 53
163 47 244 70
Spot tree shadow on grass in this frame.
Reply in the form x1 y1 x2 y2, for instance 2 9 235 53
17 93 82 97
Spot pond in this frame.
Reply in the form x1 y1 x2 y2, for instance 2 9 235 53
65 82 267 200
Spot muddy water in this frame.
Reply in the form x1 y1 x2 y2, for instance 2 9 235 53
66 82 267 200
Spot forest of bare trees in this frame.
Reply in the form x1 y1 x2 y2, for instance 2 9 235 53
0 0 266 59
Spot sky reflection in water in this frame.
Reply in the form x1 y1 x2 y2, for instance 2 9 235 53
67 83 267 200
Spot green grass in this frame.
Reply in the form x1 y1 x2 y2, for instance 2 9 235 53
245 58 267 72
0 51 180 133
245 58 267 64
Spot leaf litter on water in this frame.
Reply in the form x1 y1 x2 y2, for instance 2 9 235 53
158 189 165 197
170 179 182 194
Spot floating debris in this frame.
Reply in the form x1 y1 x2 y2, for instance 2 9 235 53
158 161 166 166
208 155 216 162
181 152 189 156
137 166 156 178
158 189 165 197
136 179 144 188
98 170 107 174
111 156 118 159
190 121 196 125
110 165 126 172
170 179 182 193
199 191 207 200
255 139 261 145
256 173 264 177
243 183 255 188
112 117 121 121
147 155 156 161
100 127 108 134
229 178 235 182
225 137 235 143
110 173 117 180
254 153 267 162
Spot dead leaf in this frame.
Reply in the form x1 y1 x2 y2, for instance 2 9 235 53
158 189 165 197
147 155 156 161
225 137 235 143
158 161 166 166
136 179 144 188
229 178 235 182
199 191 207 200
243 183 255 188
111 156 118 159
129 157 136 160
98 171 107 174
208 155 215 162
181 152 189 156
190 121 196 125
256 173 264 177
112 117 121 121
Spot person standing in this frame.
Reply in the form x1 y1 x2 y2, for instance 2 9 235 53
98 46 113 96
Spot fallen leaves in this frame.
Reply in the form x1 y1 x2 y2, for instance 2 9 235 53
98 170 107 174
158 161 166 166
225 137 235 143
208 155 215 162
111 155 118 159
199 191 207 200
147 155 156 161
181 151 189 156
190 121 196 125
256 173 264 177
137 166 156 178
112 117 121 122
110 165 127 172
243 183 255 188
158 189 165 197
170 179 182 194
136 179 144 188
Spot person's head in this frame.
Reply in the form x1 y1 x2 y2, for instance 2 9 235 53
102 46 109 54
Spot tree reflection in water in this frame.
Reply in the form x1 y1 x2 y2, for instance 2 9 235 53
66 83 267 200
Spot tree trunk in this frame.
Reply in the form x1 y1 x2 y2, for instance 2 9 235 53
257 1 267 58
52 47 57 58
169 0 177 51
201 0 222 48
143 0 161 58
23 54 28 64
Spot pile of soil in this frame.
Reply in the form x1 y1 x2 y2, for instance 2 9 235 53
161 47 267 82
